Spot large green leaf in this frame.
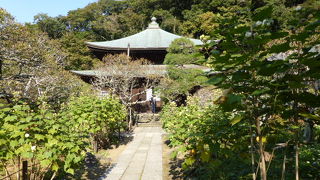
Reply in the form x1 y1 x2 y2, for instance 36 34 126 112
184 157 196 166
300 113 320 122
231 115 243 126
251 88 270 96
207 75 226 85
269 42 290 54
252 6 273 21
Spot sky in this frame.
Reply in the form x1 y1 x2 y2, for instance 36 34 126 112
0 0 98 23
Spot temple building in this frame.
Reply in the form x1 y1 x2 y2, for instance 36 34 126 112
86 17 203 64
72 17 207 113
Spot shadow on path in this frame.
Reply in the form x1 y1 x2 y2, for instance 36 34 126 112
71 132 134 180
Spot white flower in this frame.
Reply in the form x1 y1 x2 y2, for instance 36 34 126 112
255 21 263 26
262 19 274 26
295 6 302 11
31 146 36 152
262 19 269 26
25 133 30 138
245 31 252 37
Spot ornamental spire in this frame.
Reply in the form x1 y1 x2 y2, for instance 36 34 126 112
148 17 160 29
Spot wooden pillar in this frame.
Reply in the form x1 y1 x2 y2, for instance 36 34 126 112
127 43 130 57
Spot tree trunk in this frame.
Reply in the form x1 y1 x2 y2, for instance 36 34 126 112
250 125 256 180
256 118 267 180
295 144 299 180
93 139 98 153
91 134 98 153
128 107 132 130
50 172 56 180
0 59 3 80
17 157 21 180
292 89 299 180
281 154 286 180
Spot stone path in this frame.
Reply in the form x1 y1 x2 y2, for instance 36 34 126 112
101 127 164 180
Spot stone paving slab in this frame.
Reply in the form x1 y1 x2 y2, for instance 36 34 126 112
101 127 163 180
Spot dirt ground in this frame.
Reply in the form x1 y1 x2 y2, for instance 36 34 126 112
162 134 184 180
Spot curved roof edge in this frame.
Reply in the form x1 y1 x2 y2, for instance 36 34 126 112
86 17 203 51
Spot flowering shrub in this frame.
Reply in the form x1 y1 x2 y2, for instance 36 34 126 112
0 95 126 179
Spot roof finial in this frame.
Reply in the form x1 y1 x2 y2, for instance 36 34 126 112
151 17 157 22
148 16 160 29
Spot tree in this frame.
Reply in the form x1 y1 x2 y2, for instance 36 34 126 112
93 54 159 129
0 9 88 108
204 1 320 179
152 9 181 33
59 31 102 70
158 67 208 104
91 8 146 41
159 1 320 179
33 13 66 39
164 38 201 65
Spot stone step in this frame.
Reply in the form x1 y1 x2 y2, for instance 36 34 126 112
137 113 160 123
137 121 162 127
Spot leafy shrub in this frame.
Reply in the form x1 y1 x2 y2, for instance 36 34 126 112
163 53 198 65
0 95 127 178
63 95 127 151
0 102 85 178
164 38 200 65
167 38 196 54
158 67 208 103
161 97 251 179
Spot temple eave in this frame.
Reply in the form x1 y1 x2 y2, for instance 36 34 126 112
87 45 167 51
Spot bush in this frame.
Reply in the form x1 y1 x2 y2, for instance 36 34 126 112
161 97 251 179
164 38 200 65
158 67 208 103
164 53 198 65
0 95 127 178
0 102 85 178
63 95 127 151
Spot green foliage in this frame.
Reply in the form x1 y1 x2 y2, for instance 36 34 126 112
152 9 180 33
59 31 102 70
161 0 320 179
0 102 86 178
300 143 320 179
164 54 197 65
167 38 196 54
161 97 251 179
0 95 127 177
34 13 66 39
91 8 146 41
0 12 89 107
158 67 207 102
2 0 320 179
164 38 201 65
201 0 320 179
181 12 220 37
63 95 127 148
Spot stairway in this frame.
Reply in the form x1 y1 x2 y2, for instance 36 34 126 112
136 113 162 127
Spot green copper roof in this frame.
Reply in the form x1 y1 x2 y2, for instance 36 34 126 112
86 17 203 50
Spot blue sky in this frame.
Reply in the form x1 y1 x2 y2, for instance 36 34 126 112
0 0 98 23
